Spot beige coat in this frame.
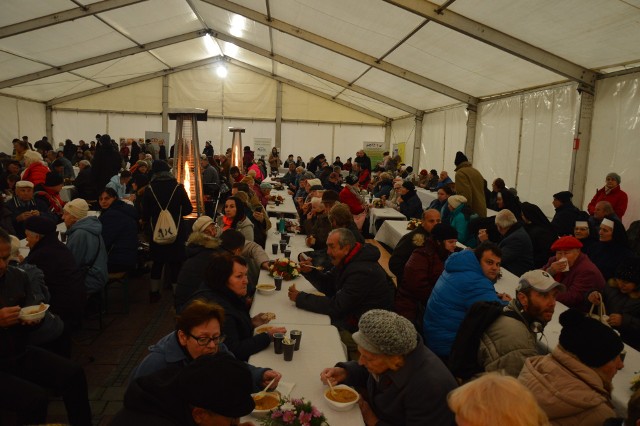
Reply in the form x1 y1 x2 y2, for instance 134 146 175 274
454 161 487 217
518 346 616 426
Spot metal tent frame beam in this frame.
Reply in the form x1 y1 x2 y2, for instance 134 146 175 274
201 0 478 105
226 58 388 122
210 30 418 115
46 56 388 122
384 0 597 87
0 30 208 90
0 0 147 39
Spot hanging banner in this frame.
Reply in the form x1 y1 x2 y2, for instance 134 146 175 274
393 142 406 164
363 141 385 168
254 138 272 161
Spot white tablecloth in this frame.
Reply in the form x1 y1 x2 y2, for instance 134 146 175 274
368 206 407 234
265 189 298 217
416 188 437 209
374 220 410 249
246 324 364 425
60 185 77 202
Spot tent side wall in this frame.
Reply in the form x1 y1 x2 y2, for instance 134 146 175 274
586 72 640 227
0 96 46 153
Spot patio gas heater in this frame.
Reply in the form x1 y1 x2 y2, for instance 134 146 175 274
168 108 207 218
229 127 245 170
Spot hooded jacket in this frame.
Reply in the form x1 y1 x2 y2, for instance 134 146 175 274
66 216 109 293
449 203 476 247
395 237 448 323
106 174 127 199
518 346 616 426
296 243 395 332
478 299 546 378
174 232 223 310
454 161 487 218
497 223 534 277
25 232 85 323
423 249 506 357
99 199 139 270
21 161 50 187
399 190 423 220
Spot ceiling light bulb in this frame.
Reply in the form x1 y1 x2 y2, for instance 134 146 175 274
216 65 228 78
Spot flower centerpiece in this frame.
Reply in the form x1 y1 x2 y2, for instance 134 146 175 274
269 258 300 281
407 219 422 230
270 195 285 203
372 199 385 208
260 397 328 426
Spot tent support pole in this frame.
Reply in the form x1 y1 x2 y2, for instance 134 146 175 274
412 112 424 171
570 90 594 210
275 81 282 150
465 105 477 162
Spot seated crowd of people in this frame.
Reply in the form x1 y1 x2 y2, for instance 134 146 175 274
1 137 639 425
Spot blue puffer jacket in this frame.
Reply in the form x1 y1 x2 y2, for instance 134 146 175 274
423 249 505 357
99 200 139 270
129 331 269 392
66 216 109 293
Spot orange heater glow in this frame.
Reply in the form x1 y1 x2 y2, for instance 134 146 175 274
229 127 245 170
169 108 207 217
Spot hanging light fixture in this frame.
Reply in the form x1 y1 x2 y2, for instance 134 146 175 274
216 64 228 78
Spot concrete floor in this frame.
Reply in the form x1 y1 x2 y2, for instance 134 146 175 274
45 239 393 425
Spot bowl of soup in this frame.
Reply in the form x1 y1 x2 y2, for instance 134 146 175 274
251 391 281 418
256 283 276 295
323 384 359 411
19 303 49 322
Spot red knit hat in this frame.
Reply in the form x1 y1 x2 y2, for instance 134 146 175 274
550 235 583 251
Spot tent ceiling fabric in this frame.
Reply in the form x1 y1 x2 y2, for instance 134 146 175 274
0 0 637 120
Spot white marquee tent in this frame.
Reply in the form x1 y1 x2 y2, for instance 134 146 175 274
1 0 639 222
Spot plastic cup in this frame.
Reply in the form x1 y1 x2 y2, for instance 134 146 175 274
273 333 285 354
283 234 291 243
284 250 291 259
271 243 278 255
280 241 287 253
283 340 295 361
274 276 283 291
290 330 302 351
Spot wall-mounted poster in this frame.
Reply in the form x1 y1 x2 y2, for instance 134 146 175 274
363 141 385 167
254 138 272 161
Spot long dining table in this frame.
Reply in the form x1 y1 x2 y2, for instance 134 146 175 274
245 218 365 424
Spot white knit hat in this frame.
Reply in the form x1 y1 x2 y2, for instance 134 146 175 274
192 215 215 234
352 309 417 355
448 194 467 209
63 198 89 219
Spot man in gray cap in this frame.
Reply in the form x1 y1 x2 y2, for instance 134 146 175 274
477 269 565 377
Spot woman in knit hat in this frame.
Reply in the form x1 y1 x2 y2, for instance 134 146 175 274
518 308 624 425
395 223 459 324
321 309 457 425
588 257 640 350
447 194 476 247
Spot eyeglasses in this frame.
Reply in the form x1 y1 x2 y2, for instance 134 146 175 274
187 333 226 346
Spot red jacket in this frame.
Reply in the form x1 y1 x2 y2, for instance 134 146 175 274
339 186 365 215
22 162 50 186
395 239 446 322
587 185 628 218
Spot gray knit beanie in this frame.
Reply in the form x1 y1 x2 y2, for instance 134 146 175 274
352 309 417 355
